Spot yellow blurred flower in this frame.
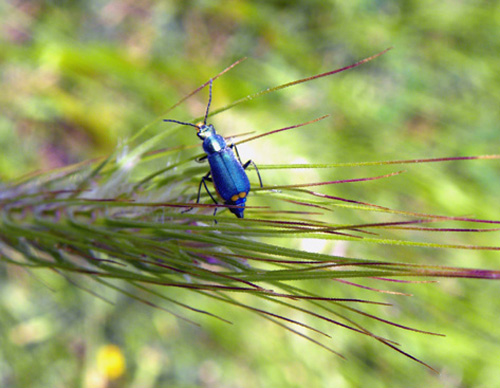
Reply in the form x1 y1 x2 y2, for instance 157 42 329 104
97 344 126 380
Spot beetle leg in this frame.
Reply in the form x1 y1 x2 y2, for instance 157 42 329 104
242 160 263 188
229 142 263 188
182 171 218 214
200 175 221 218
199 173 218 205
229 142 243 164
196 154 208 163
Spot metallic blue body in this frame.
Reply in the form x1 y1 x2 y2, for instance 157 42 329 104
200 125 250 218
163 79 260 219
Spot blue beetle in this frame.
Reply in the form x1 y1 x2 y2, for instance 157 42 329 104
164 80 262 218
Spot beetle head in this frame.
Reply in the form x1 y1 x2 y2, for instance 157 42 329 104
196 123 216 140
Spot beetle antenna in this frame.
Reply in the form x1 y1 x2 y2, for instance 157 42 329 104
163 119 200 129
204 79 213 125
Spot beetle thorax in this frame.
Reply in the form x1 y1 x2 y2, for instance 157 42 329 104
203 133 226 154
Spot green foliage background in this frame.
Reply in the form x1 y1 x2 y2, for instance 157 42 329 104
1 1 500 387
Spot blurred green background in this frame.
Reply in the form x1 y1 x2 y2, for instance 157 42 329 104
1 1 500 387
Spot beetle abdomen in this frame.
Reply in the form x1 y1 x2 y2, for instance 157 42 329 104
208 149 250 202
